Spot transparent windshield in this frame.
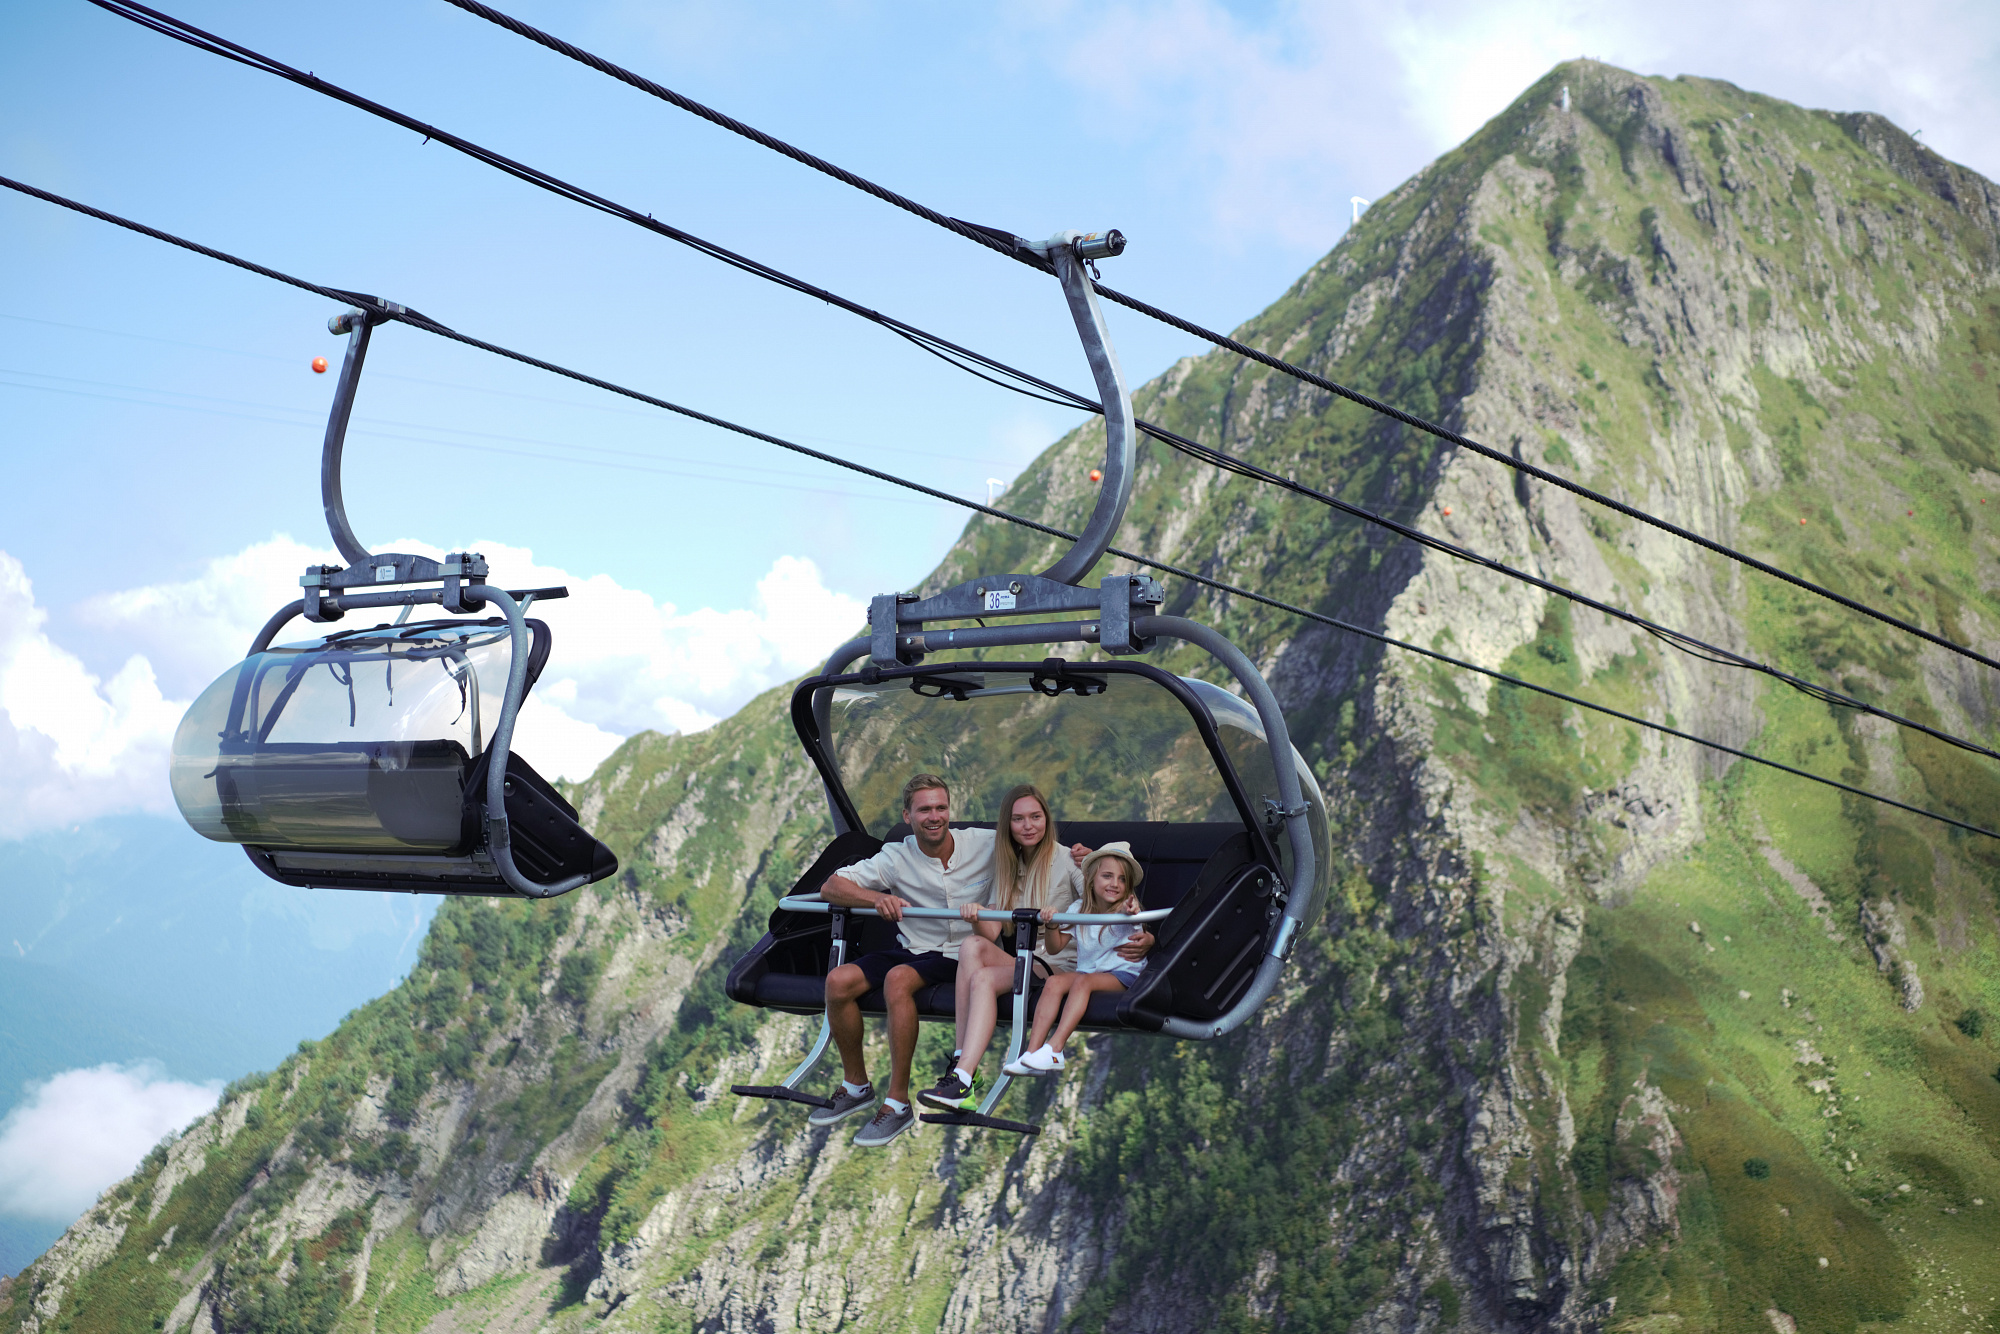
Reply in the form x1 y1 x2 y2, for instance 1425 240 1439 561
814 666 1250 839
1180 677 1332 893
171 620 529 851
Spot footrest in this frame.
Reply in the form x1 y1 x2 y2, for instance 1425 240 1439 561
919 1110 1041 1134
731 1084 833 1109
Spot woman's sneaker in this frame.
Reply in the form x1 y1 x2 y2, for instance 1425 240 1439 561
918 1070 979 1112
852 1100 914 1147
807 1083 875 1127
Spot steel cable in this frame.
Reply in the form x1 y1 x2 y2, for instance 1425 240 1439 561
5 169 1993 841
79 0 1993 765
444 0 2000 680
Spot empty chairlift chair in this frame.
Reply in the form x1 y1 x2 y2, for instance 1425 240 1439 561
168 298 617 899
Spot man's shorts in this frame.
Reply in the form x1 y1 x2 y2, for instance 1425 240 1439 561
852 947 958 990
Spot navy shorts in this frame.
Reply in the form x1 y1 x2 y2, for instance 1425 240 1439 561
852 947 958 990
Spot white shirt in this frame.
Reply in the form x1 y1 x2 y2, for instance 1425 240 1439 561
835 826 997 957
1075 919 1146 976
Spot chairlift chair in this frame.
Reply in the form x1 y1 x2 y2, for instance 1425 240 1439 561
728 231 1329 1133
169 299 617 899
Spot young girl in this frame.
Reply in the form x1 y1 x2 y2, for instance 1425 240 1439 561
1005 842 1145 1076
917 784 1085 1112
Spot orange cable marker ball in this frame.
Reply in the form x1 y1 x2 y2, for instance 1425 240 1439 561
311 357 328 373
1799 517 1807 524
1089 468 1103 482
1441 506 1452 516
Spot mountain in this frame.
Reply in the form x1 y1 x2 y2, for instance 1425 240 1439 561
11 59 2000 1334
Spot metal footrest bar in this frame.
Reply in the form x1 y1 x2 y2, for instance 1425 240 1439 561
730 1084 833 1109
920 1110 1041 1134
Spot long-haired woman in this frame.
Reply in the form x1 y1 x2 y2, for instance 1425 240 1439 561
917 783 1084 1112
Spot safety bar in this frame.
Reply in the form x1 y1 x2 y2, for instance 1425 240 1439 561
776 895 1171 926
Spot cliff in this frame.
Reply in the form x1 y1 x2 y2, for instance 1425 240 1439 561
11 59 2000 1334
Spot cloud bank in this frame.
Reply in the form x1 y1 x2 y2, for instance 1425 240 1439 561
0 1065 218 1223
0 539 866 838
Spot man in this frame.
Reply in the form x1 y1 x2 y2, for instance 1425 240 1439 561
809 773 994 1146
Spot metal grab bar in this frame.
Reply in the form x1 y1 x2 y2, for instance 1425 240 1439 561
776 895 1170 925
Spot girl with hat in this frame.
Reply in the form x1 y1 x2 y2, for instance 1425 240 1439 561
1005 841 1146 1077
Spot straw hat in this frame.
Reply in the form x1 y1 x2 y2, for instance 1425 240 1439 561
1080 841 1144 892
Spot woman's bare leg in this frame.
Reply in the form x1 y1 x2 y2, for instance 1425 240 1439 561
1049 973 1127 1051
957 958 1014 1077
952 937 1003 1054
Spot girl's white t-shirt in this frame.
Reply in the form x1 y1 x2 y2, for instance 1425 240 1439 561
1073 916 1146 976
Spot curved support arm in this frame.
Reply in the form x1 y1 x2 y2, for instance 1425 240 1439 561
249 600 307 655
321 314 375 566
1040 243 1135 587
1138 615 1319 1041
468 583 585 900
815 637 872 835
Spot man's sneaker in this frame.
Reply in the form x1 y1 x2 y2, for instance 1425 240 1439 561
917 1069 980 1112
807 1083 875 1127
852 1101 914 1147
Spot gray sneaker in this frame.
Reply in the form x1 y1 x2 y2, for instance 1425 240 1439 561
852 1100 914 1147
808 1083 876 1127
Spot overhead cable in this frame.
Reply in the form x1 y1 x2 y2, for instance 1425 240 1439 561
81 0 1083 415
74 0 1990 767
4 170 1991 843
446 0 2000 680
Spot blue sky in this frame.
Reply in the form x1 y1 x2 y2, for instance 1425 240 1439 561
1 0 1996 1258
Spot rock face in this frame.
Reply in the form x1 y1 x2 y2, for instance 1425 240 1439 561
13 60 2000 1334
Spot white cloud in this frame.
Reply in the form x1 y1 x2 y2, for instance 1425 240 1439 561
0 539 866 835
0 553 184 838
1005 0 2000 248
0 1065 218 1224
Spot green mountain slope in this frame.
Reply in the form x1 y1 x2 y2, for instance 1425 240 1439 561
11 59 2000 1334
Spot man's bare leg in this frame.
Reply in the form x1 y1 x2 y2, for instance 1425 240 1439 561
825 962 872 1087
882 964 926 1104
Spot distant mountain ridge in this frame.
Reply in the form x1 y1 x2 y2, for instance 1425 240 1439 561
11 60 2000 1334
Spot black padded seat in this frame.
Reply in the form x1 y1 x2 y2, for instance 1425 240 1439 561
725 820 1280 1032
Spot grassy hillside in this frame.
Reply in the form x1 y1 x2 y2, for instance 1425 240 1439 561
10 60 2000 1334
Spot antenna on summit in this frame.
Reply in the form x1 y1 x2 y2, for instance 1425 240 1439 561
1350 196 1369 224
1560 85 1571 113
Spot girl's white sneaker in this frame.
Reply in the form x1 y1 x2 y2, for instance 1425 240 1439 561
1012 1046 1065 1076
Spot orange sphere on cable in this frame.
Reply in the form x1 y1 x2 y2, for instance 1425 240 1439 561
311 357 328 373
1089 468 1103 482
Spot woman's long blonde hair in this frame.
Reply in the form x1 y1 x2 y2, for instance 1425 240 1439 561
991 784 1060 911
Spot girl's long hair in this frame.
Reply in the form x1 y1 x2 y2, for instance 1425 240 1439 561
991 784 1060 911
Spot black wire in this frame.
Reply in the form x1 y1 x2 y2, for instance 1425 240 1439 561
81 0 1084 419
5 170 1992 843
86 0 1986 768
446 0 2000 681
1132 419 2000 764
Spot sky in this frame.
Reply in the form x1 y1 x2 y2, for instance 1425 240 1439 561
1 0 1996 1258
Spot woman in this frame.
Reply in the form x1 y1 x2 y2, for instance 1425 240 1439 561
917 783 1084 1112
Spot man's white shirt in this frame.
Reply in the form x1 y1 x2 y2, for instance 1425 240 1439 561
835 826 997 956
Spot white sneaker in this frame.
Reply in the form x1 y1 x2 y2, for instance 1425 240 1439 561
1012 1046 1065 1077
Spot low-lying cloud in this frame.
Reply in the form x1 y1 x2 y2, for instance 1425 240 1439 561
0 1065 219 1224
0 538 866 839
